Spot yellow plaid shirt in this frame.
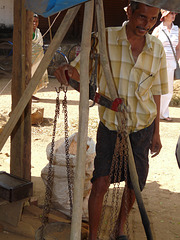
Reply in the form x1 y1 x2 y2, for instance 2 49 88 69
72 22 168 133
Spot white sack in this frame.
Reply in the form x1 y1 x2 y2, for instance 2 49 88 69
41 132 95 221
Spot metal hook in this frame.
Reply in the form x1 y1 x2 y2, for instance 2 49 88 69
63 86 68 93
89 100 96 108
55 87 61 93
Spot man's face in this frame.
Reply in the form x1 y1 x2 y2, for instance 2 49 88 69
127 3 159 37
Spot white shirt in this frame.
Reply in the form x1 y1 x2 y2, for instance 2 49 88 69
153 22 179 69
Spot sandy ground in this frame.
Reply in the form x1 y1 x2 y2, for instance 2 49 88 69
0 74 180 240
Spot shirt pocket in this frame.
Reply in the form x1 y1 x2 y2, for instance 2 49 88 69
135 72 153 102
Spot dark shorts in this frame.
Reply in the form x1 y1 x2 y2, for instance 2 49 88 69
91 121 154 191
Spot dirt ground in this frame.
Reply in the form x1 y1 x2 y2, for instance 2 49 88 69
0 73 180 240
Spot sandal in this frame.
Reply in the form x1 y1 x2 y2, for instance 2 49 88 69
116 235 128 240
162 117 172 122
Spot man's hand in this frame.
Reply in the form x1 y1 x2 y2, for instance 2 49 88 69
150 132 162 158
54 64 80 86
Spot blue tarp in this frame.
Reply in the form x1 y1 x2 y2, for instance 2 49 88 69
25 0 89 17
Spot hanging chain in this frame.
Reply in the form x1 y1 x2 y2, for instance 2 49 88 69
89 34 99 107
62 87 74 217
89 36 99 90
39 86 74 240
41 87 61 228
98 104 130 240
119 108 130 239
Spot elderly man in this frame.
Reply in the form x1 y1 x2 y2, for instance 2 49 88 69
54 1 168 239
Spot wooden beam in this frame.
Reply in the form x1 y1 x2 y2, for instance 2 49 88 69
23 11 34 181
10 0 33 181
70 1 94 239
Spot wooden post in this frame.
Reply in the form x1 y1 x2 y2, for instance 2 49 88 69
10 0 33 181
70 1 94 239
23 11 34 180
95 0 153 239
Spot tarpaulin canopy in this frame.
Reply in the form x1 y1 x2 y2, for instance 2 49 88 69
25 0 89 17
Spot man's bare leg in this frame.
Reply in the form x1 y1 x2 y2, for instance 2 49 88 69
88 176 109 240
116 185 136 236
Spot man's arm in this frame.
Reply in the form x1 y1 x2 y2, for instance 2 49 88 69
150 95 162 157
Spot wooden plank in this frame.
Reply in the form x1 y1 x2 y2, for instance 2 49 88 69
70 1 94 239
23 10 33 181
10 1 33 181
0 5 81 152
11 0 26 178
0 200 24 227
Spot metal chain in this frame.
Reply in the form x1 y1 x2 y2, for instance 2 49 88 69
123 140 130 238
62 86 74 217
89 34 99 107
119 110 130 239
38 86 74 240
98 104 130 240
41 87 61 231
